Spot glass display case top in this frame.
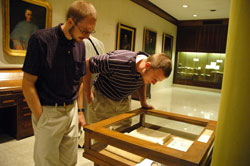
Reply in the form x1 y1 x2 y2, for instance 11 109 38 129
83 109 216 166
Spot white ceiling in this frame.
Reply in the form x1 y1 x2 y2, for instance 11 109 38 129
149 0 231 20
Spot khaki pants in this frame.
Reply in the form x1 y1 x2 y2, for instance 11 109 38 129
32 101 78 166
88 87 131 130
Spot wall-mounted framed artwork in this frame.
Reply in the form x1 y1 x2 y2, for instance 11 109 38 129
116 23 136 51
142 28 157 55
162 33 173 59
2 0 52 56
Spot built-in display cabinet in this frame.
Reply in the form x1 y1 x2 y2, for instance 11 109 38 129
174 19 228 89
175 52 225 89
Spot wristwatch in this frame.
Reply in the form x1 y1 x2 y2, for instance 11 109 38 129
78 108 85 112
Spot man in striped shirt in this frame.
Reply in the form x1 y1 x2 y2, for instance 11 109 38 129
83 50 172 128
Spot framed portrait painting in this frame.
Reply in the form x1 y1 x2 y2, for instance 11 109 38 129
162 33 173 59
116 23 136 51
143 28 157 55
2 0 52 56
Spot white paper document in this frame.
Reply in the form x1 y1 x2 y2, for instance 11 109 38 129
136 158 168 166
198 129 213 143
126 127 171 145
167 137 193 152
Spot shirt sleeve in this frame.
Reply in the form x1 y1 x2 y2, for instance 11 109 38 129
89 54 110 74
22 33 45 76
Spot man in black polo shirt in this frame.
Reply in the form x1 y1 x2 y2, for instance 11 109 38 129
22 1 96 165
83 50 172 129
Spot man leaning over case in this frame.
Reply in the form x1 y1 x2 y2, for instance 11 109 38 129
83 50 172 129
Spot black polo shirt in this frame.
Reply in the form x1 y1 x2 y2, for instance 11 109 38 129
22 24 86 105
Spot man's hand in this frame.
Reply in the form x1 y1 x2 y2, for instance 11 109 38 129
22 72 43 122
78 112 86 130
141 102 154 109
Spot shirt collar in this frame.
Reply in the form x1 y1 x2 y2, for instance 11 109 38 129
130 53 147 77
56 23 75 47
136 54 147 63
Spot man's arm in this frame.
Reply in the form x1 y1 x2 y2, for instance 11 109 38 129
22 72 42 121
77 77 86 128
77 77 84 109
83 59 93 104
137 84 154 109
83 54 110 103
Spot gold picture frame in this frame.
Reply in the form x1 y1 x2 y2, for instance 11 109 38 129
142 28 157 55
116 23 136 51
162 33 173 59
2 0 52 56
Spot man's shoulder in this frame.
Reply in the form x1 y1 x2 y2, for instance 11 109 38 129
90 36 104 45
110 50 135 55
83 36 105 55
32 26 57 42
35 26 56 36
106 50 137 65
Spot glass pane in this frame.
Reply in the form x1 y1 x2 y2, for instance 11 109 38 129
144 114 204 140
90 111 210 166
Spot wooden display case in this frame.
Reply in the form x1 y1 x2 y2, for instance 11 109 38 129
83 108 216 166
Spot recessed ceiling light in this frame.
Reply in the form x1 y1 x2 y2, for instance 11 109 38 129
182 5 188 8
193 14 198 17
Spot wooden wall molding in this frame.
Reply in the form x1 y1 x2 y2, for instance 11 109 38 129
131 0 178 25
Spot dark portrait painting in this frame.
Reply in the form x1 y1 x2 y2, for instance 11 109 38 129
2 0 52 56
9 0 46 50
116 23 136 51
162 33 173 59
143 29 157 55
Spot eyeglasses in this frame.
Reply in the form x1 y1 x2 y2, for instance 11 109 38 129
76 24 95 35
